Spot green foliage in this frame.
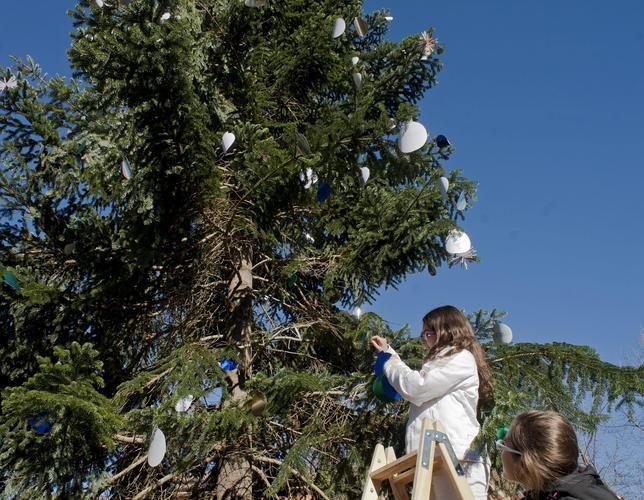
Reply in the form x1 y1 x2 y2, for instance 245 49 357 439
0 342 122 498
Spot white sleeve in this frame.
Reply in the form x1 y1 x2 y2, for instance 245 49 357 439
383 349 476 407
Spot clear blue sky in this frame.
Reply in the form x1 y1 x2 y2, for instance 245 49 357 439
2 0 643 366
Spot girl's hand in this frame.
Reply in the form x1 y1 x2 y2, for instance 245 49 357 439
371 336 390 353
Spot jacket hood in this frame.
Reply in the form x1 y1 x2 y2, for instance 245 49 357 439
539 465 619 500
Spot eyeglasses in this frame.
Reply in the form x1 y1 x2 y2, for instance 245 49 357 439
421 329 436 338
495 439 522 455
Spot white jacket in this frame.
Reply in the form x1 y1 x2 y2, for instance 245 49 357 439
383 346 480 457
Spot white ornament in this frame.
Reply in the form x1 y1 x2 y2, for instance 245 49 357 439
354 306 362 319
493 322 513 344
221 132 235 153
121 158 132 180
384 16 394 21
331 18 346 38
438 177 449 200
299 167 318 189
95 0 104 7
245 0 267 6
304 232 315 243
0 76 18 92
147 427 166 467
175 395 194 413
445 230 471 255
456 192 467 211
352 72 362 90
160 12 171 23
359 166 370 184
398 120 427 153
351 56 360 66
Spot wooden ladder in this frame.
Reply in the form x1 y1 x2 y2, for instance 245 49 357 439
361 418 475 500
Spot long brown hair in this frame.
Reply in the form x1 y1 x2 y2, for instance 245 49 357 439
505 410 579 493
422 305 493 403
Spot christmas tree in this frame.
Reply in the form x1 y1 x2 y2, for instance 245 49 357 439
1 1 641 498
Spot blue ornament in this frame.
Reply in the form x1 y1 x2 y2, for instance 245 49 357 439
316 181 331 203
435 134 450 149
28 413 52 434
219 358 238 372
374 351 392 377
372 375 401 403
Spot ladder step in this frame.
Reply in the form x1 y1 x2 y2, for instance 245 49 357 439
391 467 415 485
371 452 417 481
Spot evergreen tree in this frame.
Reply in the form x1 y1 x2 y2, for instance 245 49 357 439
0 1 641 498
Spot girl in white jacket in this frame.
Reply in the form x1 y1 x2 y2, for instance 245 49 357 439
371 305 493 500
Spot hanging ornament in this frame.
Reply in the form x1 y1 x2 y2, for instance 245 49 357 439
448 247 477 269
299 167 318 189
388 118 397 131
354 17 368 37
352 72 363 90
28 413 52 434
456 192 467 211
244 0 267 6
493 322 513 344
0 75 18 92
317 181 331 202
398 120 427 153
354 306 362 319
95 0 104 7
304 232 315 243
121 158 132 180
175 395 194 413
445 229 471 254
419 31 438 60
438 177 449 200
331 18 346 38
384 16 394 21
147 427 166 467
2 271 19 291
160 12 171 23
250 394 267 415
435 134 450 149
359 166 370 184
219 358 238 372
351 56 360 66
295 132 311 156
221 132 235 154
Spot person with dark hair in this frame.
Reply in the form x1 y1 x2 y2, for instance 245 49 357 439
371 305 494 499
498 410 621 499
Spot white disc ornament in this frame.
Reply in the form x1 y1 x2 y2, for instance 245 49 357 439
221 132 235 153
438 176 449 200
354 17 368 37
331 18 346 38
121 158 132 180
456 192 467 211
359 166 370 184
354 306 362 319
352 72 362 90
95 0 104 7
493 322 513 344
351 56 360 66
384 16 394 21
244 0 267 6
160 12 171 23
445 230 471 255
299 167 318 189
398 120 427 153
175 395 194 413
147 427 166 467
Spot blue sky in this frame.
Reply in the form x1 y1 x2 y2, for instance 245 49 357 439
2 0 643 366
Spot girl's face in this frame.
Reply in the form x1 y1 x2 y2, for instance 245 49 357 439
421 325 437 350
